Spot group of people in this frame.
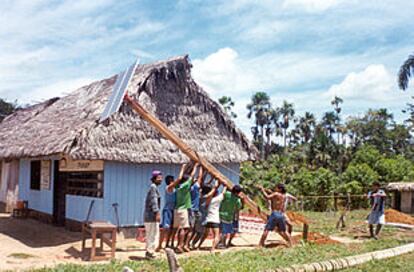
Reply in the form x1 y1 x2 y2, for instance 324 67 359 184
143 163 244 259
144 162 387 258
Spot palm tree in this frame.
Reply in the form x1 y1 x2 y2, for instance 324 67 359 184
218 96 237 119
298 112 316 143
247 92 272 159
278 101 295 148
398 54 414 90
0 99 18 122
322 111 339 139
331 96 343 115
331 96 343 144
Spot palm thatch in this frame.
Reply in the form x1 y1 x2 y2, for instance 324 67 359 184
387 182 414 192
0 56 258 163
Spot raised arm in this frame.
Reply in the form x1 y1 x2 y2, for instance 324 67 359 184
196 167 204 186
167 164 186 193
287 193 297 202
190 163 200 184
260 186 282 200
205 181 220 199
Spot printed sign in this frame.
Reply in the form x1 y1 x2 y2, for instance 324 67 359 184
59 157 104 172
239 214 265 234
41 160 51 190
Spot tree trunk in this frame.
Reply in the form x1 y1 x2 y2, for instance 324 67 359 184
260 125 265 160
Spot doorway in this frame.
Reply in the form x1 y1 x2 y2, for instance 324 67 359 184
53 160 66 226
395 191 401 211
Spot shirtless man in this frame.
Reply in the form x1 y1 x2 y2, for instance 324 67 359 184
264 188 297 234
259 184 292 247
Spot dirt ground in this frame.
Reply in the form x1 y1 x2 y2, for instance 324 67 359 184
0 213 290 271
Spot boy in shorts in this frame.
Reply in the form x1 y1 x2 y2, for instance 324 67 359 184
219 184 243 248
197 181 226 252
259 184 292 247
167 163 198 253
157 175 176 251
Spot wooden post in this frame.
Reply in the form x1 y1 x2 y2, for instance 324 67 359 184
303 223 309 241
333 193 338 212
124 95 268 221
165 248 184 272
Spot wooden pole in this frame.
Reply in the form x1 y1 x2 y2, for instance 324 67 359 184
124 94 268 221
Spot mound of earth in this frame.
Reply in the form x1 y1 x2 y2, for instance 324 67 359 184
385 209 414 225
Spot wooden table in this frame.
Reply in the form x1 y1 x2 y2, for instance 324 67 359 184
81 222 117 261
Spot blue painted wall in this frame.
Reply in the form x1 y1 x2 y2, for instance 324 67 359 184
103 162 240 226
66 195 104 222
19 158 56 215
18 159 240 227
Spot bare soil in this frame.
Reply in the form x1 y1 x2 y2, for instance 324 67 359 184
0 213 288 271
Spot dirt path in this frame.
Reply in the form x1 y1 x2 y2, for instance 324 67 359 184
0 214 290 271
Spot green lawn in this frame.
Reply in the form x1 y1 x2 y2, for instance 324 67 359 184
25 210 414 272
30 237 414 272
344 251 414 272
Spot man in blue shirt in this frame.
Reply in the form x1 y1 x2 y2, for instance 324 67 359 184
367 181 386 239
156 175 176 251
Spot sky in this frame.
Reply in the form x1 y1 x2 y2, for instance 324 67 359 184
1 0 414 136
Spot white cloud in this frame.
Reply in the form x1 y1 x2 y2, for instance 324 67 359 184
192 48 259 96
192 48 411 137
283 0 343 12
0 0 165 106
325 64 407 102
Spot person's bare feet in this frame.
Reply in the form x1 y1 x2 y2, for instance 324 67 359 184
175 247 184 254
183 246 190 252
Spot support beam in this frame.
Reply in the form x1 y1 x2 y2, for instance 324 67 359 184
124 94 268 221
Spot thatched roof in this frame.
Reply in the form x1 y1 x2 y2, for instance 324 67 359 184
0 56 258 164
387 182 414 191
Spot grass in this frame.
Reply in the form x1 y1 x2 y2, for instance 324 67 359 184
344 251 414 272
8 253 37 259
30 236 414 272
24 210 414 272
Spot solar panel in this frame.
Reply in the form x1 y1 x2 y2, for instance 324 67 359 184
99 59 140 122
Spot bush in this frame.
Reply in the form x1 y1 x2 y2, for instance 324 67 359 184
351 145 382 169
374 156 414 183
288 167 339 211
341 163 379 191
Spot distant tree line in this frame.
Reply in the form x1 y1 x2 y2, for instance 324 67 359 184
216 54 414 210
0 99 19 122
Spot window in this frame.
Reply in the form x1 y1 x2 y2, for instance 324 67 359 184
30 160 41 190
67 172 104 198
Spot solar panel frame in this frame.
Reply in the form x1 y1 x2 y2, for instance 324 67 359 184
99 59 140 122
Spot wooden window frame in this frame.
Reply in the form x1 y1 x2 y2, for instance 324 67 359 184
30 160 41 191
66 171 104 198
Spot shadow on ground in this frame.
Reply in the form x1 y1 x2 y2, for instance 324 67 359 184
0 215 81 248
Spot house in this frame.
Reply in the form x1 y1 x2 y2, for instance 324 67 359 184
0 55 257 229
387 182 414 214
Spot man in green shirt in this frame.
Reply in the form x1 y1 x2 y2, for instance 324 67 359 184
167 163 198 253
219 184 243 248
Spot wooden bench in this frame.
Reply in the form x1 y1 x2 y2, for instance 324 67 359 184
81 222 117 261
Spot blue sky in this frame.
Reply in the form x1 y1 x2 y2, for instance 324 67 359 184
1 0 414 136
